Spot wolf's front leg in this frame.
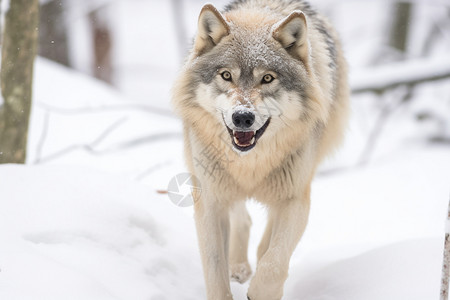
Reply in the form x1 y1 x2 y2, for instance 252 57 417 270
248 187 311 300
194 193 233 300
229 201 252 284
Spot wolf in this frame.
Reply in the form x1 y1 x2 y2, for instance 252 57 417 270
172 0 349 299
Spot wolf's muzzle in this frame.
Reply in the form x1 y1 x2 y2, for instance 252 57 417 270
225 117 271 152
232 111 255 129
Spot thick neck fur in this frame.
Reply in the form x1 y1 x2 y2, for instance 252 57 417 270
187 105 316 195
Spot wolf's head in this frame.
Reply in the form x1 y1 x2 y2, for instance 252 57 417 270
173 4 327 154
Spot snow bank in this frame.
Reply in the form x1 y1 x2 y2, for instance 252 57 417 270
0 165 204 300
286 238 442 300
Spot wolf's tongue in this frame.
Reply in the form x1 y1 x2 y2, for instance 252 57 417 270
234 131 254 145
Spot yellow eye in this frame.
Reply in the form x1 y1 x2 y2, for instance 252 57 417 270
221 71 232 81
262 74 275 84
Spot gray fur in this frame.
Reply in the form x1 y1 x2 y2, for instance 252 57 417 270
192 27 309 101
172 1 349 299
223 0 339 96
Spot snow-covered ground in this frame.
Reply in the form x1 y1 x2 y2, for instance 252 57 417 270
2 0 450 299
0 164 204 300
1 58 449 299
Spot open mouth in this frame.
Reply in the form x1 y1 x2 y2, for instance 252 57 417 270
225 118 271 152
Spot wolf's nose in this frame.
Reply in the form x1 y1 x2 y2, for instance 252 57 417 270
232 111 255 129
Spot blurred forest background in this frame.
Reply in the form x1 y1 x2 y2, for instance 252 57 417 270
0 0 449 169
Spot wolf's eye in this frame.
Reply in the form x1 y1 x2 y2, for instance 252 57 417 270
261 74 275 84
221 71 232 82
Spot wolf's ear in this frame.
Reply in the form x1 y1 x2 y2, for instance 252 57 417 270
272 11 309 62
194 4 230 55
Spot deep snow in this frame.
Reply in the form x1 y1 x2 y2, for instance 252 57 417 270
1 146 448 299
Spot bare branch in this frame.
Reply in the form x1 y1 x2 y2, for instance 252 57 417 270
36 117 182 164
36 102 176 118
357 86 414 166
104 132 182 153
36 117 128 164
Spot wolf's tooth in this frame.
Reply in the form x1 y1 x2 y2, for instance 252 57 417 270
234 136 239 144
250 136 255 144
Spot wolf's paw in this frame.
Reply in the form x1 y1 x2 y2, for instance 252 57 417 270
230 262 252 284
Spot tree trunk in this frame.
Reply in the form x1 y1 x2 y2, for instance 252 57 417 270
0 0 39 164
171 0 188 62
0 0 2 51
89 9 113 84
389 2 412 57
442 199 450 300
39 0 70 67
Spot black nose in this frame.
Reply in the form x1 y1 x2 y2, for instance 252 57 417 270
232 111 255 129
